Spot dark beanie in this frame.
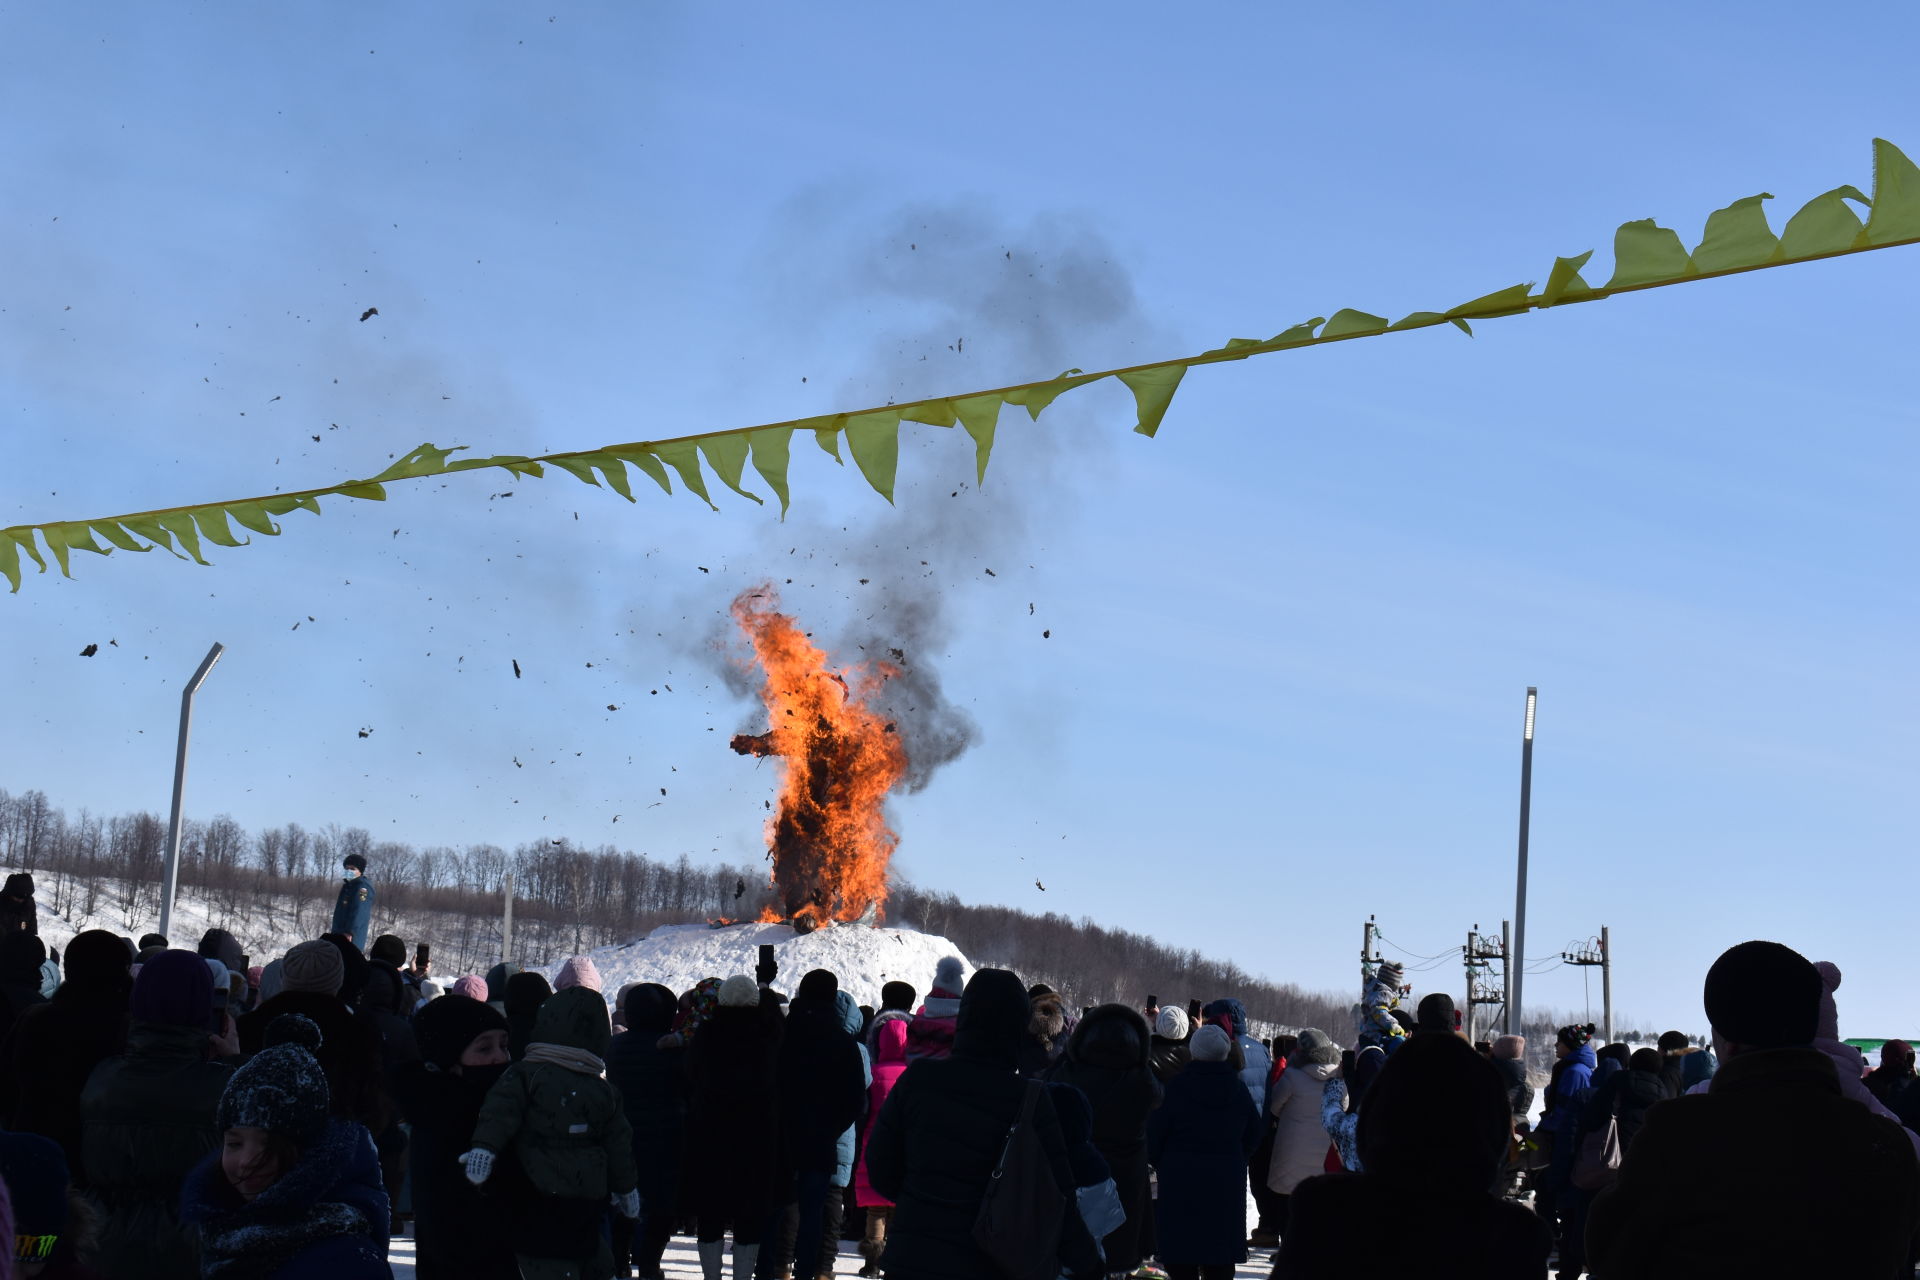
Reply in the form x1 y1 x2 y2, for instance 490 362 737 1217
796 969 839 1005
413 994 508 1070
369 935 406 968
139 933 169 952
1703 940 1820 1049
622 983 678 1036
1415 993 1457 1034
880 980 917 1013
320 934 370 1005
505 970 552 1016
132 949 215 1029
0 1130 67 1261
220 1017 330 1145
62 929 133 999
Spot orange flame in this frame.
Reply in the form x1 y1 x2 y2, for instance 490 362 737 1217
729 587 907 929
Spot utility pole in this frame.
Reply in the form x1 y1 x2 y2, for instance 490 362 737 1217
1563 933 1609 1041
1602 926 1613 1044
1501 919 1513 1034
159 642 226 941
501 872 515 966
1361 915 1378 977
1511 687 1537 1038
1467 921 1509 1042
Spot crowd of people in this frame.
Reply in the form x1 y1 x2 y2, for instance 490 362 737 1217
0 862 1914 1279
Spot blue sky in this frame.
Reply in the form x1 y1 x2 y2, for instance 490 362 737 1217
2 4 1914 1033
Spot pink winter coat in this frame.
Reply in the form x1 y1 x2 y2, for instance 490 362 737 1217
854 1017 911 1208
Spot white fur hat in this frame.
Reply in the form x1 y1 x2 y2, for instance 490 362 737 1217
1155 1006 1190 1040
933 956 965 993
1191 1024 1232 1062
719 974 761 1008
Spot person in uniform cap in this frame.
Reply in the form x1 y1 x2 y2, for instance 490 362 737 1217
331 854 375 950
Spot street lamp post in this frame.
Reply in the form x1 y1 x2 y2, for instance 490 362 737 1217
1508 687 1537 1037
158 643 226 940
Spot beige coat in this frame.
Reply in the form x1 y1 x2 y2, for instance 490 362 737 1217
1267 1061 1340 1194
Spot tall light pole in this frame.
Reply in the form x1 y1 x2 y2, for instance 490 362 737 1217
159 643 226 940
1508 687 1537 1036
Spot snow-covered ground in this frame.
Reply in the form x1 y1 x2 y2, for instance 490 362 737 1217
545 920 974 1009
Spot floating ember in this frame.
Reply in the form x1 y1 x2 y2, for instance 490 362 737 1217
729 587 908 931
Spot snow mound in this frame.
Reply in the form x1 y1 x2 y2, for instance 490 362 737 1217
549 920 973 1009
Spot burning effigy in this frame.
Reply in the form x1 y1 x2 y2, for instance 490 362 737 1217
729 587 908 931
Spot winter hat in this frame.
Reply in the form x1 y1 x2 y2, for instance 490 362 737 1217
252 958 282 1005
450 975 489 1001
219 1016 330 1146
1154 1006 1190 1041
795 968 839 1005
1414 993 1458 1035
132 949 216 1029
718 974 761 1008
932 956 965 994
1027 983 1055 1000
2 873 32 899
623 983 679 1035
505 970 552 1015
554 955 603 993
1556 1023 1596 1050
138 933 168 952
369 935 407 969
485 961 520 1004
1491 1034 1526 1061
280 940 346 996
1813 960 1843 1042
413 993 508 1071
1294 1027 1340 1066
1883 1040 1916 1071
953 968 1032 1068
1355 1033 1510 1187
1375 960 1405 988
342 852 368 872
60 928 133 1005
1349 1044 1388 1107
321 934 370 1004
879 980 917 1013
1191 1025 1232 1062
416 978 443 1004
0 1130 67 1265
196 928 244 973
1703 940 1820 1049
1656 1030 1690 1055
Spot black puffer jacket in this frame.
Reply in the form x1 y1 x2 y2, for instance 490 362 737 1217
1046 1003 1162 1273
238 991 389 1131
682 993 785 1228
1149 1033 1192 1085
392 1061 517 1280
867 968 1099 1280
359 961 421 1073
80 1021 232 1280
605 988 688 1210
776 993 868 1176
1581 1064 1672 1155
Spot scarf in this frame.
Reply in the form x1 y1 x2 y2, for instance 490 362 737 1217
524 1042 606 1076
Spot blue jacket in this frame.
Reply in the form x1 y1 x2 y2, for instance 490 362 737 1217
1202 998 1273 1112
831 991 872 1188
1541 1043 1596 1137
331 876 374 947
181 1118 390 1279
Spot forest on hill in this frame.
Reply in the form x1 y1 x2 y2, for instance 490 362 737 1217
0 785 1640 1049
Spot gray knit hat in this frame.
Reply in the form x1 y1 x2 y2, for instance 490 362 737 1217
718 974 760 1008
1294 1027 1341 1065
218 1015 330 1145
1191 1024 1232 1062
280 940 345 996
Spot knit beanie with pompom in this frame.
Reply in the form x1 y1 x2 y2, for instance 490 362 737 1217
219 1015 330 1146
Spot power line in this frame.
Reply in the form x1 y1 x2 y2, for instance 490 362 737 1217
1376 934 1463 962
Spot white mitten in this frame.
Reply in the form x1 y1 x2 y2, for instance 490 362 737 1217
613 1189 640 1219
459 1148 495 1186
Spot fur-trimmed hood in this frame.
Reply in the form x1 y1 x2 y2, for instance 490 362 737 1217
867 1007 911 1057
1063 1002 1150 1070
